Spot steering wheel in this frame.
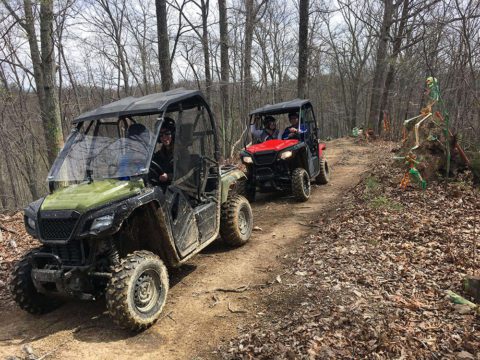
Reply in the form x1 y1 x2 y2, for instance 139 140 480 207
149 160 165 185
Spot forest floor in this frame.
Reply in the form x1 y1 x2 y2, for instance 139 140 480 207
0 137 479 360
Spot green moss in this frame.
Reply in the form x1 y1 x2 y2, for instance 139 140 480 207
369 196 403 211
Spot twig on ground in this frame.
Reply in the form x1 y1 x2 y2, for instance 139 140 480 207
297 222 322 229
202 284 251 294
0 225 17 235
228 302 247 314
158 310 175 323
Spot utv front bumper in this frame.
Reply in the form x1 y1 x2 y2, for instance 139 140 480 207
29 251 109 300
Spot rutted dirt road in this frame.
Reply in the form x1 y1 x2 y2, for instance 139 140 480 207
0 138 374 360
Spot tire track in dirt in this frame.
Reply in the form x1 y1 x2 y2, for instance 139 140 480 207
0 138 374 360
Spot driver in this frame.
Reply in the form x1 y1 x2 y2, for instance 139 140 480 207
151 117 175 185
282 112 307 140
250 115 280 142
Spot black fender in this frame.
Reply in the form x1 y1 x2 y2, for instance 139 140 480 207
288 143 309 173
75 187 181 267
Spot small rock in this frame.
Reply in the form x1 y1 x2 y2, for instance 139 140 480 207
276 275 282 284
456 351 474 359
22 345 34 356
353 290 363 297
295 271 307 276
286 350 296 359
454 304 473 315
253 226 263 231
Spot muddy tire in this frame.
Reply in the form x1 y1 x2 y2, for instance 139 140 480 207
106 250 169 332
316 157 330 185
292 168 311 202
10 248 63 314
220 195 253 247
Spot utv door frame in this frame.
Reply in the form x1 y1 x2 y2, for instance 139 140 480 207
159 99 221 259
301 103 320 178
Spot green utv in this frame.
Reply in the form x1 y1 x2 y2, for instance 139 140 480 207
11 89 253 331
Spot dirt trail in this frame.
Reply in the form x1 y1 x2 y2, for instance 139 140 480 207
0 138 374 360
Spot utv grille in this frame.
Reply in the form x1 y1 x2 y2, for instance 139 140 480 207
40 218 77 241
254 151 276 165
38 211 80 241
49 241 87 266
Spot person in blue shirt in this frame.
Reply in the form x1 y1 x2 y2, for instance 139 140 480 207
250 115 280 142
282 112 307 140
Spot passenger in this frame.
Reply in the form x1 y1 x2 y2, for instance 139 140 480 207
250 115 280 142
152 117 175 184
125 123 151 145
282 112 307 140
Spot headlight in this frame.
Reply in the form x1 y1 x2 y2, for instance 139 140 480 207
280 150 293 160
27 217 36 230
242 156 253 164
90 214 114 231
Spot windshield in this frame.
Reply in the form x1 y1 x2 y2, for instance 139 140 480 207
48 115 160 183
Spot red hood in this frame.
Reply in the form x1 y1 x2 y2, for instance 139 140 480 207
246 139 298 154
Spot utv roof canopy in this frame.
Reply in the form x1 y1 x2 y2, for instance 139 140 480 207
249 99 311 116
73 88 206 123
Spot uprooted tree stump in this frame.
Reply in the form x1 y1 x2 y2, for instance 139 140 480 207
400 115 470 182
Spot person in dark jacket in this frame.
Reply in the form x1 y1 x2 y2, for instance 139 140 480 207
152 117 175 184
281 112 307 140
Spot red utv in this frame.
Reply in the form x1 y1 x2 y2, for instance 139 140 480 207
240 99 329 202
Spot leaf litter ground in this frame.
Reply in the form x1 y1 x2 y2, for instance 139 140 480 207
220 142 480 359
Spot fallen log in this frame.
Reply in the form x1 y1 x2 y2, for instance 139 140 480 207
446 290 477 309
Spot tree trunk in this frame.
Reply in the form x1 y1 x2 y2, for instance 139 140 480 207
368 0 394 131
377 0 410 132
297 0 309 98
39 0 63 164
218 0 230 157
156 0 173 91
244 0 254 113
0 157 7 209
0 136 18 207
200 0 212 102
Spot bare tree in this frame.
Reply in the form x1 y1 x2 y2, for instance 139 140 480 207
297 0 309 98
156 0 173 91
219 0 230 155
1 0 63 166
368 0 394 131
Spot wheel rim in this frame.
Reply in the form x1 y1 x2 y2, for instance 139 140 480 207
238 205 250 236
134 269 162 313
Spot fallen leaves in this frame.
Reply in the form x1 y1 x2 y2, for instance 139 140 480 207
0 212 38 306
220 142 480 359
